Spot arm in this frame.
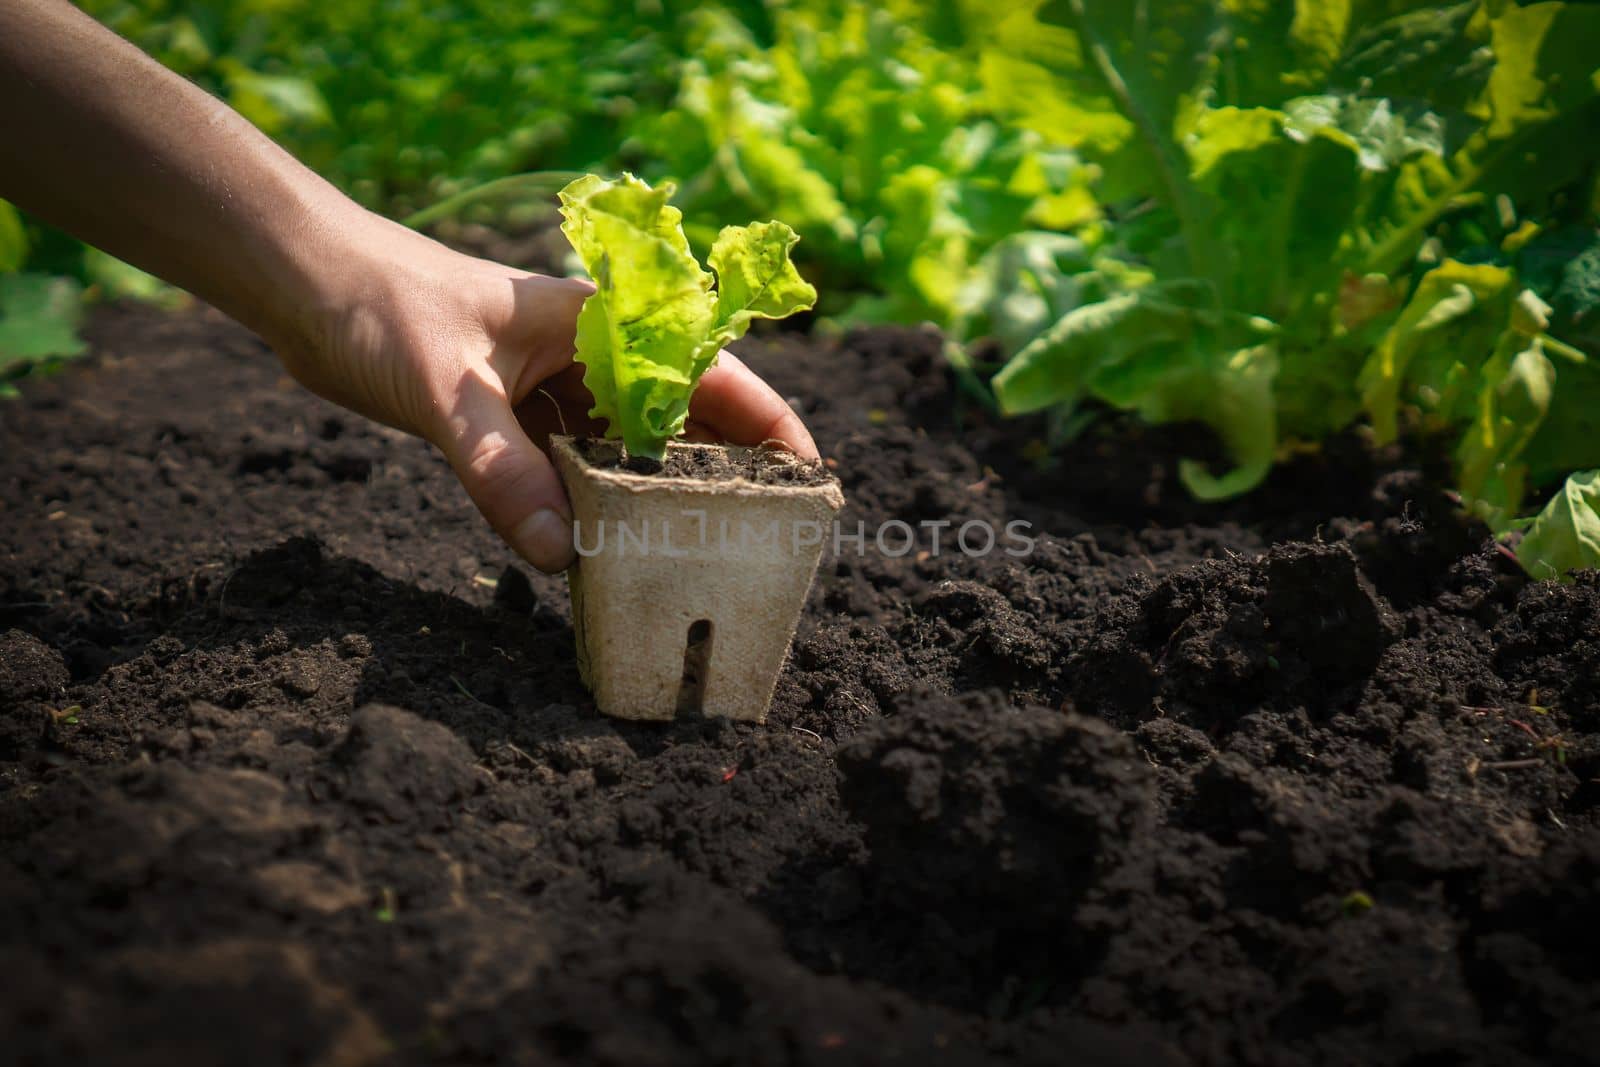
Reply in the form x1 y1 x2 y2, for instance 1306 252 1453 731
0 0 357 357
0 0 816 572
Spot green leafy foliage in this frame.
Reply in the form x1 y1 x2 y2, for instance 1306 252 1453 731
631 6 1097 322
1517 469 1600 580
0 201 27 273
1358 260 1519 446
0 201 88 387
80 248 188 310
0 207 174 383
77 0 700 212
957 0 1600 575
558 174 815 460
7 1 732 390
951 232 1103 358
1546 229 1600 350
993 280 1280 497
0 274 88 390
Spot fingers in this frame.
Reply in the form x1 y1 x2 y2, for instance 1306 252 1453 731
481 272 593 393
689 351 819 460
680 419 719 444
436 369 576 574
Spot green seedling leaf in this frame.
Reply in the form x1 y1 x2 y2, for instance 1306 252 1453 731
561 173 717 459
708 220 816 349
559 173 815 461
374 886 397 923
50 705 83 727
0 273 87 378
1516 470 1600 581
1341 890 1375 917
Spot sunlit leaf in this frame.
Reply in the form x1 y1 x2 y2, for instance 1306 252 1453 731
559 173 813 460
1517 470 1600 580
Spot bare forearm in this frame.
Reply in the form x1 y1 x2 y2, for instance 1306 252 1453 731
0 0 372 350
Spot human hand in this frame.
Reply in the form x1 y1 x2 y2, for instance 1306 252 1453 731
269 212 818 574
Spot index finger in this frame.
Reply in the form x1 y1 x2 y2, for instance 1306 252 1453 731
689 350 819 460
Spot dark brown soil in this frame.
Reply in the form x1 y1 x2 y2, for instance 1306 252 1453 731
3 302 1600 1067
575 434 835 485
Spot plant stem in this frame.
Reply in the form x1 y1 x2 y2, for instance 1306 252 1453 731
1541 333 1588 365
401 171 584 230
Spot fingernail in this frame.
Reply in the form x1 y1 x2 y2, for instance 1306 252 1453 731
513 508 575 574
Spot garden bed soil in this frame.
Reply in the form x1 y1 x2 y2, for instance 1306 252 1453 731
3 300 1600 1066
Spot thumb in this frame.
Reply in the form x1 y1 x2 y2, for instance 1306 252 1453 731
438 380 576 574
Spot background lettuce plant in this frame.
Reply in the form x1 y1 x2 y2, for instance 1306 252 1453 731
958 0 1600 572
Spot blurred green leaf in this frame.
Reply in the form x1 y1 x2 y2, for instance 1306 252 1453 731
0 273 88 376
1359 259 1518 443
226 69 332 135
1547 232 1600 350
1517 469 1600 580
1355 1 1600 274
1186 106 1367 318
82 247 187 308
952 231 1098 356
1283 95 1446 171
0 201 27 273
1454 294 1557 525
992 279 1280 498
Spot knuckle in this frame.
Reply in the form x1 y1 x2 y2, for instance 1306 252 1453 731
464 432 528 492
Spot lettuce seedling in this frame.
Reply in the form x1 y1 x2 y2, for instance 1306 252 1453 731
558 173 816 462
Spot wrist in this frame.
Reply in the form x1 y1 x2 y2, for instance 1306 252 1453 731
261 195 493 439
252 188 392 359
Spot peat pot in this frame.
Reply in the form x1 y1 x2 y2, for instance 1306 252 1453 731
551 435 845 723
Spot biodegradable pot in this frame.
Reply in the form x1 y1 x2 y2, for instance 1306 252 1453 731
551 435 844 723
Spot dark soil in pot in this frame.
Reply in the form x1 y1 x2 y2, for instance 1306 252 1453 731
575 435 835 485
2 301 1598 1066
